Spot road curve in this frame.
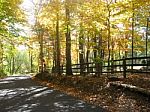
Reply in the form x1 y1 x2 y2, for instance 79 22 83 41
0 76 106 112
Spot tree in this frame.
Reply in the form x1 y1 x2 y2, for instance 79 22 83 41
0 0 25 76
65 0 73 75
28 0 150 76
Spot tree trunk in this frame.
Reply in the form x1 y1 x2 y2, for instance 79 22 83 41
86 36 90 74
109 82 150 97
12 57 15 75
98 32 103 76
56 13 61 75
65 2 72 75
131 2 135 72
79 25 84 75
146 17 149 57
0 41 3 72
52 39 57 73
93 33 98 75
39 27 44 73
111 36 114 75
29 49 33 73
31 53 33 72
107 10 111 75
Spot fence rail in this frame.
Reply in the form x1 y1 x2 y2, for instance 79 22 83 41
62 56 150 75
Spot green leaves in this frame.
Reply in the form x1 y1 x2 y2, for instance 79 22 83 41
0 0 27 75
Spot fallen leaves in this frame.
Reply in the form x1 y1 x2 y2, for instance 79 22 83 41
33 73 150 111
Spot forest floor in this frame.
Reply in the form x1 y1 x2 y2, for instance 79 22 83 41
34 73 150 112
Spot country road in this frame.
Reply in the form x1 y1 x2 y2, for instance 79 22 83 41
0 76 106 112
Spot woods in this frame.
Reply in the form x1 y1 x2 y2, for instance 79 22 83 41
0 0 149 76
32 0 150 75
0 0 26 76
0 0 150 111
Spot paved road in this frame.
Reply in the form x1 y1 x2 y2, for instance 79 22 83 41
0 76 106 112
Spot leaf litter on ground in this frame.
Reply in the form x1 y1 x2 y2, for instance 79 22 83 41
33 73 150 112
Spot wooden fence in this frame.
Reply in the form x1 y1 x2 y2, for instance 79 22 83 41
62 57 150 75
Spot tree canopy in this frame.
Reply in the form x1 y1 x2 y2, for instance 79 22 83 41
0 0 149 76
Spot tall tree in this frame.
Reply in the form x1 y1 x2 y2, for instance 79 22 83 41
79 23 84 75
65 0 73 75
55 0 61 75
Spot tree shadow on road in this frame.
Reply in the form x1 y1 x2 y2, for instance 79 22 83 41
0 76 107 112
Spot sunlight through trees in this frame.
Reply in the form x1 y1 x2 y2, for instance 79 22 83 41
0 0 149 76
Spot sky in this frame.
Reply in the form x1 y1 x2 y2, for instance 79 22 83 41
17 0 35 37
21 0 35 25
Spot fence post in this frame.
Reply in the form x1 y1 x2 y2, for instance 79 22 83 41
111 58 114 75
147 58 150 71
87 63 89 74
123 56 126 78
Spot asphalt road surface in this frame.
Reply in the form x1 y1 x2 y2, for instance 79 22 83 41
0 76 106 112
